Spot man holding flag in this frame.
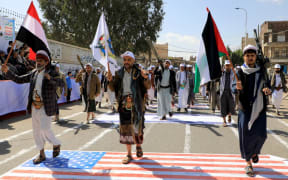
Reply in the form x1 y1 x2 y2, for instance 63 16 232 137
1 2 64 164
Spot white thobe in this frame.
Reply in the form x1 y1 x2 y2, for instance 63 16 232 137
272 74 283 110
177 71 189 108
32 70 61 150
157 69 172 117
147 74 155 100
108 88 116 106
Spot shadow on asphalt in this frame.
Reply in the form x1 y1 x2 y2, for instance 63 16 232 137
0 141 11 155
137 157 217 179
268 129 288 138
189 124 223 136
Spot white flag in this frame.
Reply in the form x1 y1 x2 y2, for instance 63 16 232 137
90 13 117 74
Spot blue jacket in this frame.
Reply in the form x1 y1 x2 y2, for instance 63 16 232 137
66 76 72 89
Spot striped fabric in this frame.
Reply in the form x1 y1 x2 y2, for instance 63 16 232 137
1 151 287 179
16 1 50 60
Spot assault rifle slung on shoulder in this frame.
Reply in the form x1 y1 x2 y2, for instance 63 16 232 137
254 29 270 86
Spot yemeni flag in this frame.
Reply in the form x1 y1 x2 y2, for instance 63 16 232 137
16 1 50 60
194 8 228 93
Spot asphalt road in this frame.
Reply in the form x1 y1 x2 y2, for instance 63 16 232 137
0 94 288 178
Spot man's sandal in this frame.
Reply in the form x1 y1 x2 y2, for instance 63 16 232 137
136 146 143 158
53 145 61 158
33 154 46 164
223 122 227 127
245 166 255 177
252 154 259 163
122 155 133 164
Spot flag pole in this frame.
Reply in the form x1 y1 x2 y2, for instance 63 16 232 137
4 39 17 65
107 61 111 75
226 54 239 81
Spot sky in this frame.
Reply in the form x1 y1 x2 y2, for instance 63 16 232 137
1 0 288 60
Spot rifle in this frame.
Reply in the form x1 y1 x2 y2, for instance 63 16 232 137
146 39 163 64
76 55 86 72
254 29 270 87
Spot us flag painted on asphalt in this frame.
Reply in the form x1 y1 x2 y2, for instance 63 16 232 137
1 150 288 179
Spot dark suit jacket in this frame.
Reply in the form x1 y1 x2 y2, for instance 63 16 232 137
5 68 64 116
154 64 177 95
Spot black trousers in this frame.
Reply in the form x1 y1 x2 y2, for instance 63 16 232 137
67 88 72 102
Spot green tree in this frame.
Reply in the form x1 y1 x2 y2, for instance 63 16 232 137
38 0 164 56
226 46 243 66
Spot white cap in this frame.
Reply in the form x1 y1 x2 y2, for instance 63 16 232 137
85 63 93 68
224 60 230 65
36 50 50 61
274 64 281 69
96 67 101 70
121 51 135 60
55 64 60 68
169 65 173 69
147 67 152 71
243 44 257 54
165 59 171 64
236 66 241 69
187 64 192 68
150 65 155 68
180 63 185 67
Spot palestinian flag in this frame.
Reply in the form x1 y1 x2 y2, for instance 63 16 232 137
194 8 228 93
16 1 50 60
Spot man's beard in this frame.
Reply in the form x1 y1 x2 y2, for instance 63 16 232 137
36 64 45 71
124 64 132 69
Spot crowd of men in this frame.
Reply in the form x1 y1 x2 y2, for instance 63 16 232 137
0 41 36 80
1 44 287 177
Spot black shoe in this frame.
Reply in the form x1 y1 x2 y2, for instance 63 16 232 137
177 108 180 112
160 116 166 120
169 112 173 117
99 102 101 108
184 108 188 112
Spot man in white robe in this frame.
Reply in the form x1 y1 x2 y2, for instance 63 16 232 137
176 64 189 112
154 60 176 120
271 64 287 115
147 66 155 104
2 50 63 164
95 67 104 108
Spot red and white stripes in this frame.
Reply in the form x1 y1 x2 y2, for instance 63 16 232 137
1 152 287 180
16 1 50 59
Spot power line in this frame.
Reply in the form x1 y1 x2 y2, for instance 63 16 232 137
156 47 198 54
263 29 288 36
168 44 197 51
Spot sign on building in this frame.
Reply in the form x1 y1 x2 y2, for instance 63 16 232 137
49 42 62 60
0 16 15 53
